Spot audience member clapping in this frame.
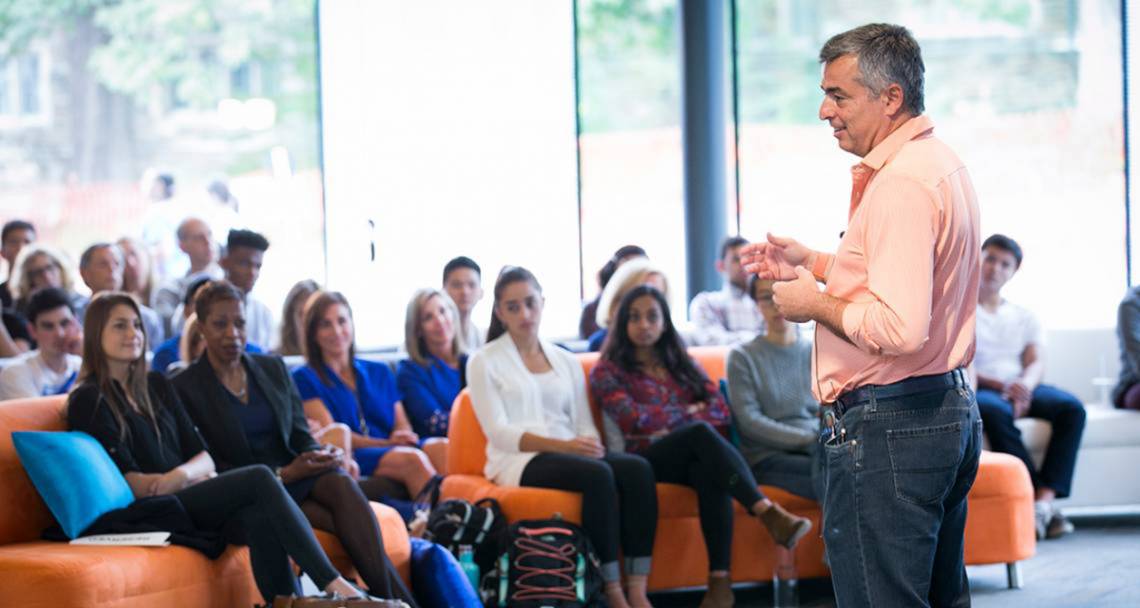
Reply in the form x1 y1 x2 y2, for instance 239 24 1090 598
0 288 82 399
293 291 442 505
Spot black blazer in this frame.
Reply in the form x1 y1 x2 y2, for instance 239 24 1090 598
171 353 319 472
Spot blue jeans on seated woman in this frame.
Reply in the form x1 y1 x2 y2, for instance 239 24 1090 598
822 385 982 608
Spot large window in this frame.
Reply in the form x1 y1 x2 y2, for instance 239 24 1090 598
735 0 1125 330
576 0 690 326
318 0 580 347
0 0 324 328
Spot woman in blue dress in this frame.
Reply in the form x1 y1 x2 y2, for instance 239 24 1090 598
293 291 440 501
395 288 466 473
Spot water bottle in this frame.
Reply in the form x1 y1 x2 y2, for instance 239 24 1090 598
459 544 480 591
772 545 799 607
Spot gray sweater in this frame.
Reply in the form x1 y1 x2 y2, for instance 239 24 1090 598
726 335 820 466
1114 286 1140 404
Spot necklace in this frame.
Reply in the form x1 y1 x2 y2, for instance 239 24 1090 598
226 369 249 401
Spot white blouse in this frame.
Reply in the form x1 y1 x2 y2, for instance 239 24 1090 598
466 334 598 486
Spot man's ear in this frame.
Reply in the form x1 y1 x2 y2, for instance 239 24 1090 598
715 259 726 273
882 82 905 116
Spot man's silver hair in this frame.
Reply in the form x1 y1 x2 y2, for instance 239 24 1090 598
819 23 925 115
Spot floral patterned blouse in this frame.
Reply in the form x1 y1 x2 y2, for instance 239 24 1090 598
588 358 730 454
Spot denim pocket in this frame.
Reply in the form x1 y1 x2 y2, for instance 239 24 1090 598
886 421 963 505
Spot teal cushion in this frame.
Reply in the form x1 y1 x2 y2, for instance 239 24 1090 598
12 431 135 539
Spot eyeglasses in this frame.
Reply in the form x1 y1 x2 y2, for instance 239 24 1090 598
26 264 58 280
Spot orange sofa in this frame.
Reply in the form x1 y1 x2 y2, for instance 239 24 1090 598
0 395 411 607
442 346 1036 591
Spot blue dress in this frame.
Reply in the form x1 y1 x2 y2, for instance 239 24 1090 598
292 359 401 475
395 355 466 439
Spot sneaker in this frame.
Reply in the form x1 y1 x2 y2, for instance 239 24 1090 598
759 503 813 549
1046 511 1075 539
1033 502 1053 540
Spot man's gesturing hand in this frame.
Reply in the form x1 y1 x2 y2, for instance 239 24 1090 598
740 233 813 281
772 266 821 323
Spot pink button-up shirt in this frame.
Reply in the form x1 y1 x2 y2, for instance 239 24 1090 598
812 115 980 403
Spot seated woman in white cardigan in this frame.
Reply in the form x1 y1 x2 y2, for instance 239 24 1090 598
467 266 657 608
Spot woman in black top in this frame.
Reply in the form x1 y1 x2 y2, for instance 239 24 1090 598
66 292 372 604
171 281 414 605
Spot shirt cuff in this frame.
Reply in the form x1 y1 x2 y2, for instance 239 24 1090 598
840 300 875 352
812 252 834 282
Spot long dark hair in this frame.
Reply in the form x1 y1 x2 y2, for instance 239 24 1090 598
601 285 710 401
486 266 542 343
75 291 159 441
302 290 356 385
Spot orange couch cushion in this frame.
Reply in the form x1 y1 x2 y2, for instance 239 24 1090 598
0 542 260 608
0 397 69 545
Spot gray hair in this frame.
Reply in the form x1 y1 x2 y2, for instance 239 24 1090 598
819 23 925 115
79 242 123 270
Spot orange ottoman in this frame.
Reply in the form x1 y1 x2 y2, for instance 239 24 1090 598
964 450 1036 587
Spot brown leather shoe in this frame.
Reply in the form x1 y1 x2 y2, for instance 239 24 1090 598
698 575 734 608
759 503 813 549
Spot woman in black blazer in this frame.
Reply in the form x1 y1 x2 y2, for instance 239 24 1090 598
67 292 372 604
171 281 414 605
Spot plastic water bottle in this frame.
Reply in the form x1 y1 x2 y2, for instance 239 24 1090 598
772 545 799 607
459 544 480 591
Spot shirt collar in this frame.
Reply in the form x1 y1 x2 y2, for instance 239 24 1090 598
858 114 935 171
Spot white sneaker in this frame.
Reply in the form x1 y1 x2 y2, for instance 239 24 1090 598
1033 501 1053 540
1046 510 1075 539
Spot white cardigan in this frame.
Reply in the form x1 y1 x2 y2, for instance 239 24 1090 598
466 334 599 486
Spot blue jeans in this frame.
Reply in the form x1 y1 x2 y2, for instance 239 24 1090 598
976 384 1085 497
821 385 982 608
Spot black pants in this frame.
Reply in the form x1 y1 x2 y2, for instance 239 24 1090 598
175 465 342 603
977 384 1086 497
520 451 656 574
641 421 764 571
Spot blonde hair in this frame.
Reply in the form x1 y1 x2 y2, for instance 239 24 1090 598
404 288 464 366
595 257 670 329
11 244 77 304
116 237 158 306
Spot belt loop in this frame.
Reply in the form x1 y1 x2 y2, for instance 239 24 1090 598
868 385 877 412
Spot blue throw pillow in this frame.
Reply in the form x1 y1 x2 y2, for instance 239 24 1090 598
12 431 135 539
409 537 481 608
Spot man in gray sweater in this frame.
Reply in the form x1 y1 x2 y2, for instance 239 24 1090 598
726 276 821 499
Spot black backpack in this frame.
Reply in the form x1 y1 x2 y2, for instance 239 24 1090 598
425 498 507 575
488 517 605 608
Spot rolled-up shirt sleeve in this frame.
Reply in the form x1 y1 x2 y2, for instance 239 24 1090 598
840 176 938 357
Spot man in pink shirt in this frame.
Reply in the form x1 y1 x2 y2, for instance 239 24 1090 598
743 24 981 607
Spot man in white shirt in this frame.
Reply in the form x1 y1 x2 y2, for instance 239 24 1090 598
78 243 165 350
220 229 274 350
443 256 485 352
0 288 82 399
688 236 765 346
975 234 1085 540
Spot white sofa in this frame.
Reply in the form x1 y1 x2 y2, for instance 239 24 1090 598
987 328 1140 510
